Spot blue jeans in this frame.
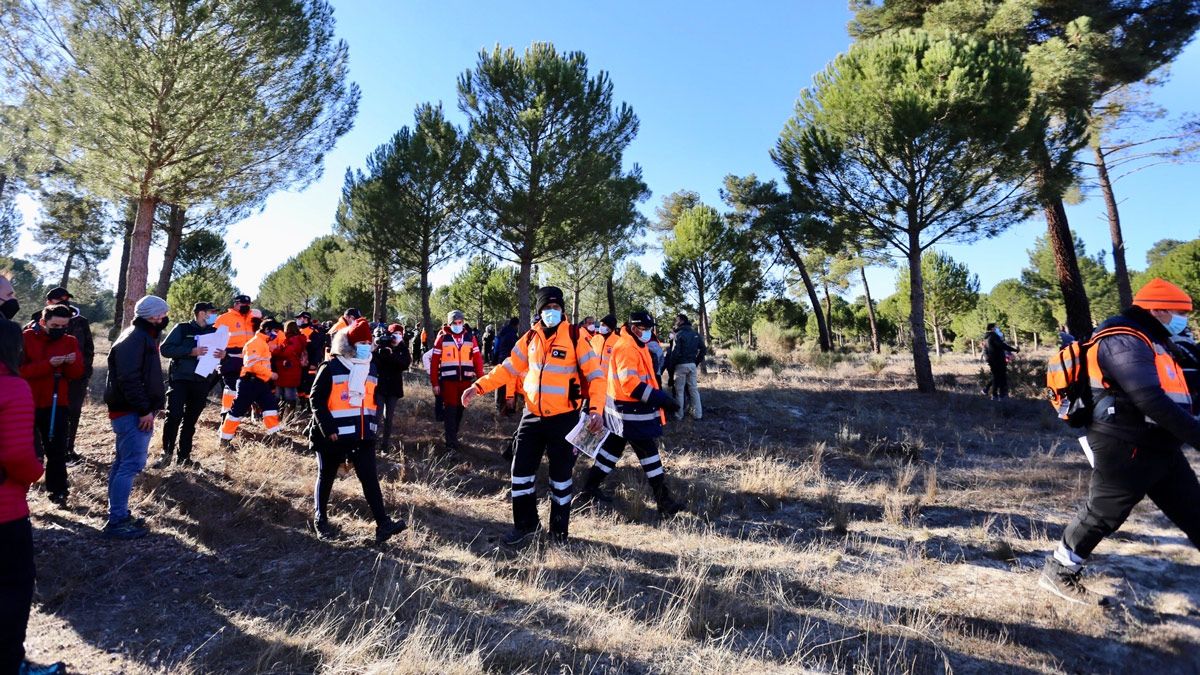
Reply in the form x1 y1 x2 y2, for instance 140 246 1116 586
108 414 151 524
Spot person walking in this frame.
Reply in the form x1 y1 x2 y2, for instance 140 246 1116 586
103 296 170 540
214 295 256 415
461 286 606 546
156 302 224 469
307 318 406 543
37 288 94 466
667 314 705 421
373 324 411 454
577 312 686 516
1040 279 1200 606
220 320 283 444
982 323 1018 399
1 319 66 675
20 305 85 507
273 321 308 422
429 310 483 450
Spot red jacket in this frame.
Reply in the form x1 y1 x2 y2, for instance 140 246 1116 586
20 327 85 408
429 327 484 388
0 363 44 523
272 334 308 388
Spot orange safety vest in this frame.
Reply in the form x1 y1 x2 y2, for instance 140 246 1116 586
325 362 379 440
434 331 479 382
239 333 274 381
215 310 254 350
1086 327 1193 415
590 331 618 375
473 321 605 417
604 328 667 438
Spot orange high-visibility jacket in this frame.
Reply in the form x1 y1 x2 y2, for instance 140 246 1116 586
604 327 671 439
310 358 380 441
239 333 274 382
1086 328 1192 415
215 310 254 351
430 328 484 386
473 321 605 417
590 331 619 375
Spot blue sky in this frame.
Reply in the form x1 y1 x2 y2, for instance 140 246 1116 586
14 1 1200 302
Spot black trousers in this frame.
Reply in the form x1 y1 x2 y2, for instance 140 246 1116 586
510 411 578 535
1062 429 1200 558
34 407 68 496
313 438 388 526
443 405 465 446
0 518 35 674
162 379 212 460
64 376 89 457
584 433 666 493
986 361 1008 398
378 395 400 451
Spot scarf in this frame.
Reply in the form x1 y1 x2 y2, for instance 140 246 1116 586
336 355 371 406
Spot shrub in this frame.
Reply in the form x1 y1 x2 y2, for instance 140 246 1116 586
729 348 772 376
754 319 804 363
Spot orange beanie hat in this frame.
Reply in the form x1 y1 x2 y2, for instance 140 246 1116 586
1132 278 1193 312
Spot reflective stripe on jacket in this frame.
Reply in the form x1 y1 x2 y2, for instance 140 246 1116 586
430 329 482 386
309 358 380 441
604 327 668 439
215 310 254 350
473 321 605 417
240 334 274 382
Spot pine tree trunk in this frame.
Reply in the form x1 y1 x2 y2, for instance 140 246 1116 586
1035 157 1093 341
372 264 387 323
907 232 935 393
606 272 616 318
122 196 159 325
111 202 137 337
419 266 432 349
1093 145 1132 309
59 246 75 289
823 280 833 343
155 204 186 299
775 228 830 351
860 264 879 353
518 258 532 332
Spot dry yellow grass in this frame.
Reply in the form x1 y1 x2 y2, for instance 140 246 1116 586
17 347 1200 673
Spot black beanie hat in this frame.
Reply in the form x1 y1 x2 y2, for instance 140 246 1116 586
536 286 565 314
600 314 618 330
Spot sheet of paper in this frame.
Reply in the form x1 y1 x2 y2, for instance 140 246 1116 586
194 326 229 378
1078 436 1095 469
566 413 609 458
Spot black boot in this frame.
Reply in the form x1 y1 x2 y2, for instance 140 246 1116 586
654 484 686 517
1038 556 1107 606
575 467 613 508
313 517 335 540
375 517 408 544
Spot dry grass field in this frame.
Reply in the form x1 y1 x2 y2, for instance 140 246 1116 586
17 346 1200 674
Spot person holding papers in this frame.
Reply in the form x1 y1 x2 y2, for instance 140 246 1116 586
157 302 225 468
576 311 686 517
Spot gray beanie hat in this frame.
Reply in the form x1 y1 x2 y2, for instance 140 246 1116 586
447 309 465 324
134 295 170 319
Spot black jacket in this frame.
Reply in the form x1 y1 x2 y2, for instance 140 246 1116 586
493 325 518 366
374 343 411 398
667 324 705 368
160 320 217 382
104 318 167 416
983 331 1017 366
304 328 328 369
307 357 383 442
1090 305 1200 447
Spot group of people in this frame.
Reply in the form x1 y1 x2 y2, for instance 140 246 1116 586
8 269 1200 672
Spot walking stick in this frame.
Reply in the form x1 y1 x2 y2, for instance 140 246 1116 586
48 370 62 444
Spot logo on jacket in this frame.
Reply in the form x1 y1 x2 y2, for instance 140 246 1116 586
551 348 567 359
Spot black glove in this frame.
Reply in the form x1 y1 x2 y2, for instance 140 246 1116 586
660 391 681 414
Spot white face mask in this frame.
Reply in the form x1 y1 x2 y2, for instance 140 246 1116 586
597 325 611 335
354 343 372 360
541 308 562 328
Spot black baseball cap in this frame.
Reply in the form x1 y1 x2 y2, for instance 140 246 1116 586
46 287 72 301
629 311 656 328
295 311 312 319
193 302 216 314
344 308 362 318
232 294 251 304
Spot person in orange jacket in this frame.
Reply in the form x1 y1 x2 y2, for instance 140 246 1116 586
220 320 283 444
20 304 85 506
214 294 256 415
430 310 484 450
461 286 605 546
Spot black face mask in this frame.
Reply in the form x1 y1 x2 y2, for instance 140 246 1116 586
237 305 250 315
47 327 66 340
0 298 19 320
157 318 171 331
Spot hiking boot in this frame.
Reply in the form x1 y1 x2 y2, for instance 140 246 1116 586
18 661 67 675
313 518 336 540
103 518 148 540
654 486 686 517
47 492 68 509
501 525 541 548
219 438 233 450
547 529 569 545
375 518 408 544
152 456 173 470
574 488 612 510
178 457 200 469
1039 557 1108 606
64 451 84 467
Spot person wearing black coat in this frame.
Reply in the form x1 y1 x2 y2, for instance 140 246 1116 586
155 302 224 468
102 296 169 540
981 323 1018 399
373 324 411 453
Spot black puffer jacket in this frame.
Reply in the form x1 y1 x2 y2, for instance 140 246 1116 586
1090 305 1200 447
982 330 1017 366
374 343 411 398
104 318 167 416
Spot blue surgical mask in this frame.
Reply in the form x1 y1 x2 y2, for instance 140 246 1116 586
267 331 278 342
450 324 464 335
355 344 372 360
639 329 652 343
205 314 217 326
1166 313 1189 336
541 309 562 328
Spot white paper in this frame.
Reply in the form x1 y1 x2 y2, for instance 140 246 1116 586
566 412 609 458
194 326 230 378
1078 436 1095 468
